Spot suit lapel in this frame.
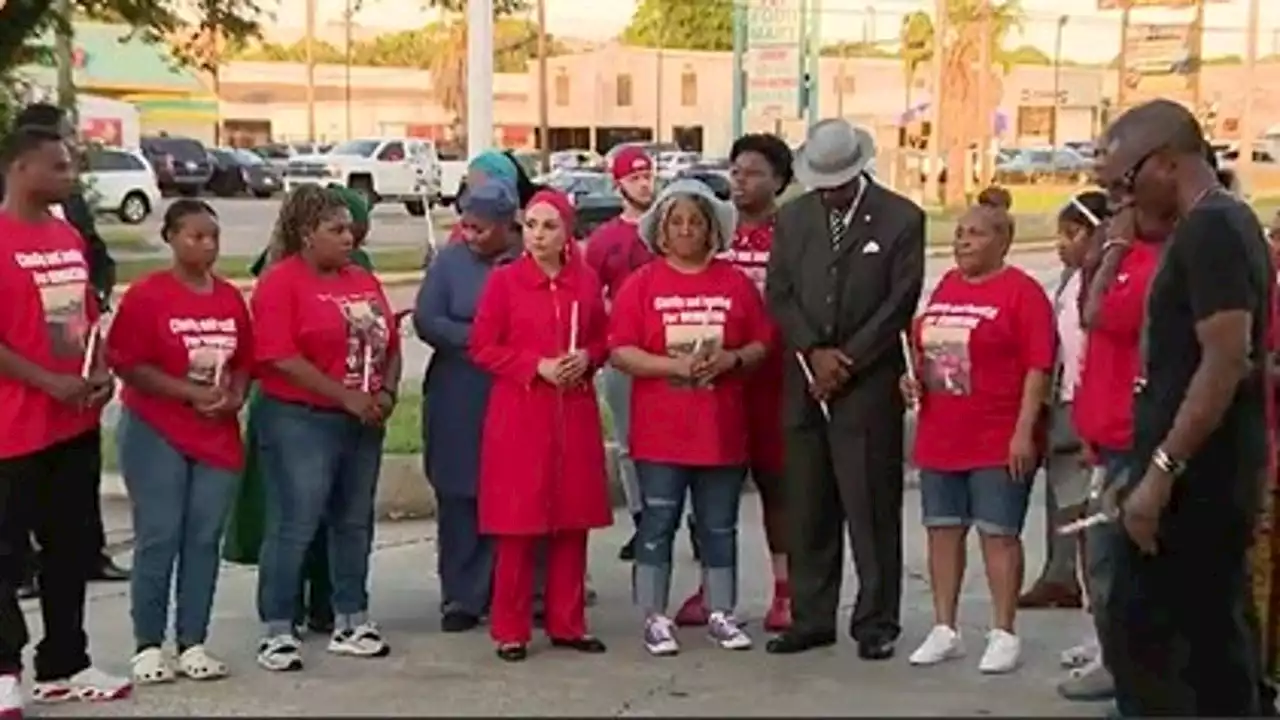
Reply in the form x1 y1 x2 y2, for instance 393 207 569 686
831 182 882 264
797 194 835 267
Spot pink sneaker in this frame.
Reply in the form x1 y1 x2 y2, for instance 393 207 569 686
673 588 709 627
763 583 792 633
31 666 131 704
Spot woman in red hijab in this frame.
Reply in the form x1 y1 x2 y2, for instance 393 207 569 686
469 189 613 662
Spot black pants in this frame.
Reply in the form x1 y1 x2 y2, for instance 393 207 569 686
785 420 905 643
0 430 100 680
1103 526 1260 716
18 467 105 582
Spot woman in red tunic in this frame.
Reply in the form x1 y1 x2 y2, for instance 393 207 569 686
469 188 613 662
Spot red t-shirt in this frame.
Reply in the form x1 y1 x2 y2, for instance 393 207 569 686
911 266 1056 471
0 212 102 459
721 219 785 475
585 216 653 303
608 259 772 467
251 255 400 409
107 271 253 471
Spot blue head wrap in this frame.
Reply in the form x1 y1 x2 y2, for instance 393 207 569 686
468 150 520 186
458 177 519 222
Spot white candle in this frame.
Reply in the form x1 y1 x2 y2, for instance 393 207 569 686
568 301 579 352
360 343 374 392
212 352 225 389
80 322 99 379
900 331 918 385
691 305 715 355
794 351 831 421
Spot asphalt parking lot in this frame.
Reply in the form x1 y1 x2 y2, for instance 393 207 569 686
99 196 450 258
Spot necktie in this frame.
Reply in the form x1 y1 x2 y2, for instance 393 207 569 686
828 208 848 251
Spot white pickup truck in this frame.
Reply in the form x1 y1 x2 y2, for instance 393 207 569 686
284 137 442 216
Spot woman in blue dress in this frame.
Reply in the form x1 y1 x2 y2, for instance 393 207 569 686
415 179 522 632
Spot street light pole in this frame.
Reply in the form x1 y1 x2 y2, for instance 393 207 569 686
1050 15 1066 150
466 0 495 159
536 0 549 172
344 0 353 141
1238 0 1260 190
304 0 316 143
977 0 992 188
924 0 946 204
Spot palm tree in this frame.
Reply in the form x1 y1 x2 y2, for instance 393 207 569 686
936 0 1023 207
899 10 934 135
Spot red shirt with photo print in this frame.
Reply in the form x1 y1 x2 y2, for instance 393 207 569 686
608 259 773 467
910 266 1056 471
251 254 400 409
107 271 253 471
0 212 103 458
722 218 784 476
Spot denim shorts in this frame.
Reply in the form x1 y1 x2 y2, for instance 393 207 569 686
919 466 1033 536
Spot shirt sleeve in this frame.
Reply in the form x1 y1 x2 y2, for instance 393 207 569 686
230 290 255 374
467 270 541 383
738 274 773 349
1089 248 1155 340
1017 277 1057 373
1176 208 1258 322
607 271 646 350
250 267 300 364
104 282 154 371
412 251 472 350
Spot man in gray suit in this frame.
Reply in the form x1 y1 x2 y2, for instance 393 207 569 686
764 119 925 660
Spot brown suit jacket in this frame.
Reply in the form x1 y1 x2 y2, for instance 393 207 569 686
765 180 926 429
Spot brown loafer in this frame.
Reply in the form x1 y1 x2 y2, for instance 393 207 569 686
1018 580 1083 609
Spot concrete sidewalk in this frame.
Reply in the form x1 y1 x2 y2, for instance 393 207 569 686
34 487 1100 717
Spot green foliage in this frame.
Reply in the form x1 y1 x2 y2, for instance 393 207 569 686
620 0 733 52
422 0 528 14
899 10 934 75
821 41 894 59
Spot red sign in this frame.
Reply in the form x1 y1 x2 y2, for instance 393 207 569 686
80 117 123 147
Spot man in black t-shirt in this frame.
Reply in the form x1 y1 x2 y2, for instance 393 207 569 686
1095 99 1272 716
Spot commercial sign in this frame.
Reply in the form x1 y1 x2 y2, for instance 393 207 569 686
1120 22 1197 106
745 0 804 121
1097 0 1227 9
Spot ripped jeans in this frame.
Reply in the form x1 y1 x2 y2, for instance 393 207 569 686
632 462 745 617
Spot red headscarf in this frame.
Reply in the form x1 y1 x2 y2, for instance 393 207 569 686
526 188 576 239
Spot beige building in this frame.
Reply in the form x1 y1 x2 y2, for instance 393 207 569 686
211 43 1275 155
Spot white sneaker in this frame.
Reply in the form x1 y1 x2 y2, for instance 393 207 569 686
0 673 23 719
909 624 964 666
643 615 680 656
1059 637 1099 669
706 611 753 651
328 621 390 658
978 629 1022 674
31 666 131 703
256 634 303 672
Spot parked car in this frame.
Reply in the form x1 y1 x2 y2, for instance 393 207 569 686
252 142 333 172
208 148 282 198
994 147 1093 184
540 170 622 237
675 166 731 200
83 148 162 224
284 137 441 216
549 149 602 172
140 135 214 196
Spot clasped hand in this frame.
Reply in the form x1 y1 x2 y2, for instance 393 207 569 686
668 347 738 385
189 384 245 418
537 350 590 387
808 348 852 400
44 371 114 408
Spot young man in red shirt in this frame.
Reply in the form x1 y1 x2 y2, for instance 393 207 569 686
673 133 795 632
0 126 133 719
584 147 655 560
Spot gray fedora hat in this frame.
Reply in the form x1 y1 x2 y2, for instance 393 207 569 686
638 178 738 254
793 118 877 190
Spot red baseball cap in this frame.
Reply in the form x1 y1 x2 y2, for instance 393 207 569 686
611 147 653 181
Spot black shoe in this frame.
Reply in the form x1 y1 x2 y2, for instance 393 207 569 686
441 610 480 633
550 635 607 653
857 639 896 661
496 644 528 662
765 630 837 655
618 535 636 561
532 604 545 628
16 578 37 600
307 614 335 635
91 556 129 581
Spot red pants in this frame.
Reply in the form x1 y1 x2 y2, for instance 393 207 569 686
491 531 588 645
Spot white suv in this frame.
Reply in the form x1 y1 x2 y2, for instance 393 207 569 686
83 148 162 224
284 137 442 217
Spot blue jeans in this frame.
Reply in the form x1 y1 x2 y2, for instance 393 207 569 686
117 411 237 649
254 397 384 635
1089 449 1132 666
919 466 1033 536
632 462 745 615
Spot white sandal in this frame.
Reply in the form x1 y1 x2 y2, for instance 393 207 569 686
177 645 228 681
130 647 176 685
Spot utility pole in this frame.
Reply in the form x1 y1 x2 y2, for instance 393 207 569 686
1238 0 1260 190
1116 4 1131 110
924 0 946 204
466 0 495 158
536 0 549 172
654 14 666 144
52 0 77 123
304 0 316 142
731 0 746 139
1189 0 1205 110
344 0 353 140
976 0 992 189
1051 15 1066 150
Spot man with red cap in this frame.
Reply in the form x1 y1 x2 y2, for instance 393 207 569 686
584 146 656 560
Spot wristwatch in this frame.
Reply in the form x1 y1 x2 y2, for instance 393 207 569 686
1151 447 1186 478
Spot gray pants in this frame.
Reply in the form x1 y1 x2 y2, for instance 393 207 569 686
598 364 640 515
1038 451 1086 586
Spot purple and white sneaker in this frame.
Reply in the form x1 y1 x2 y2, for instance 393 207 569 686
707 612 752 650
644 615 680 656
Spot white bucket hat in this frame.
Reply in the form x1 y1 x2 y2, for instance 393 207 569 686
793 118 877 190
638 178 737 254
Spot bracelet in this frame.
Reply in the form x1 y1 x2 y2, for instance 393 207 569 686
1151 447 1186 477
1101 239 1131 254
